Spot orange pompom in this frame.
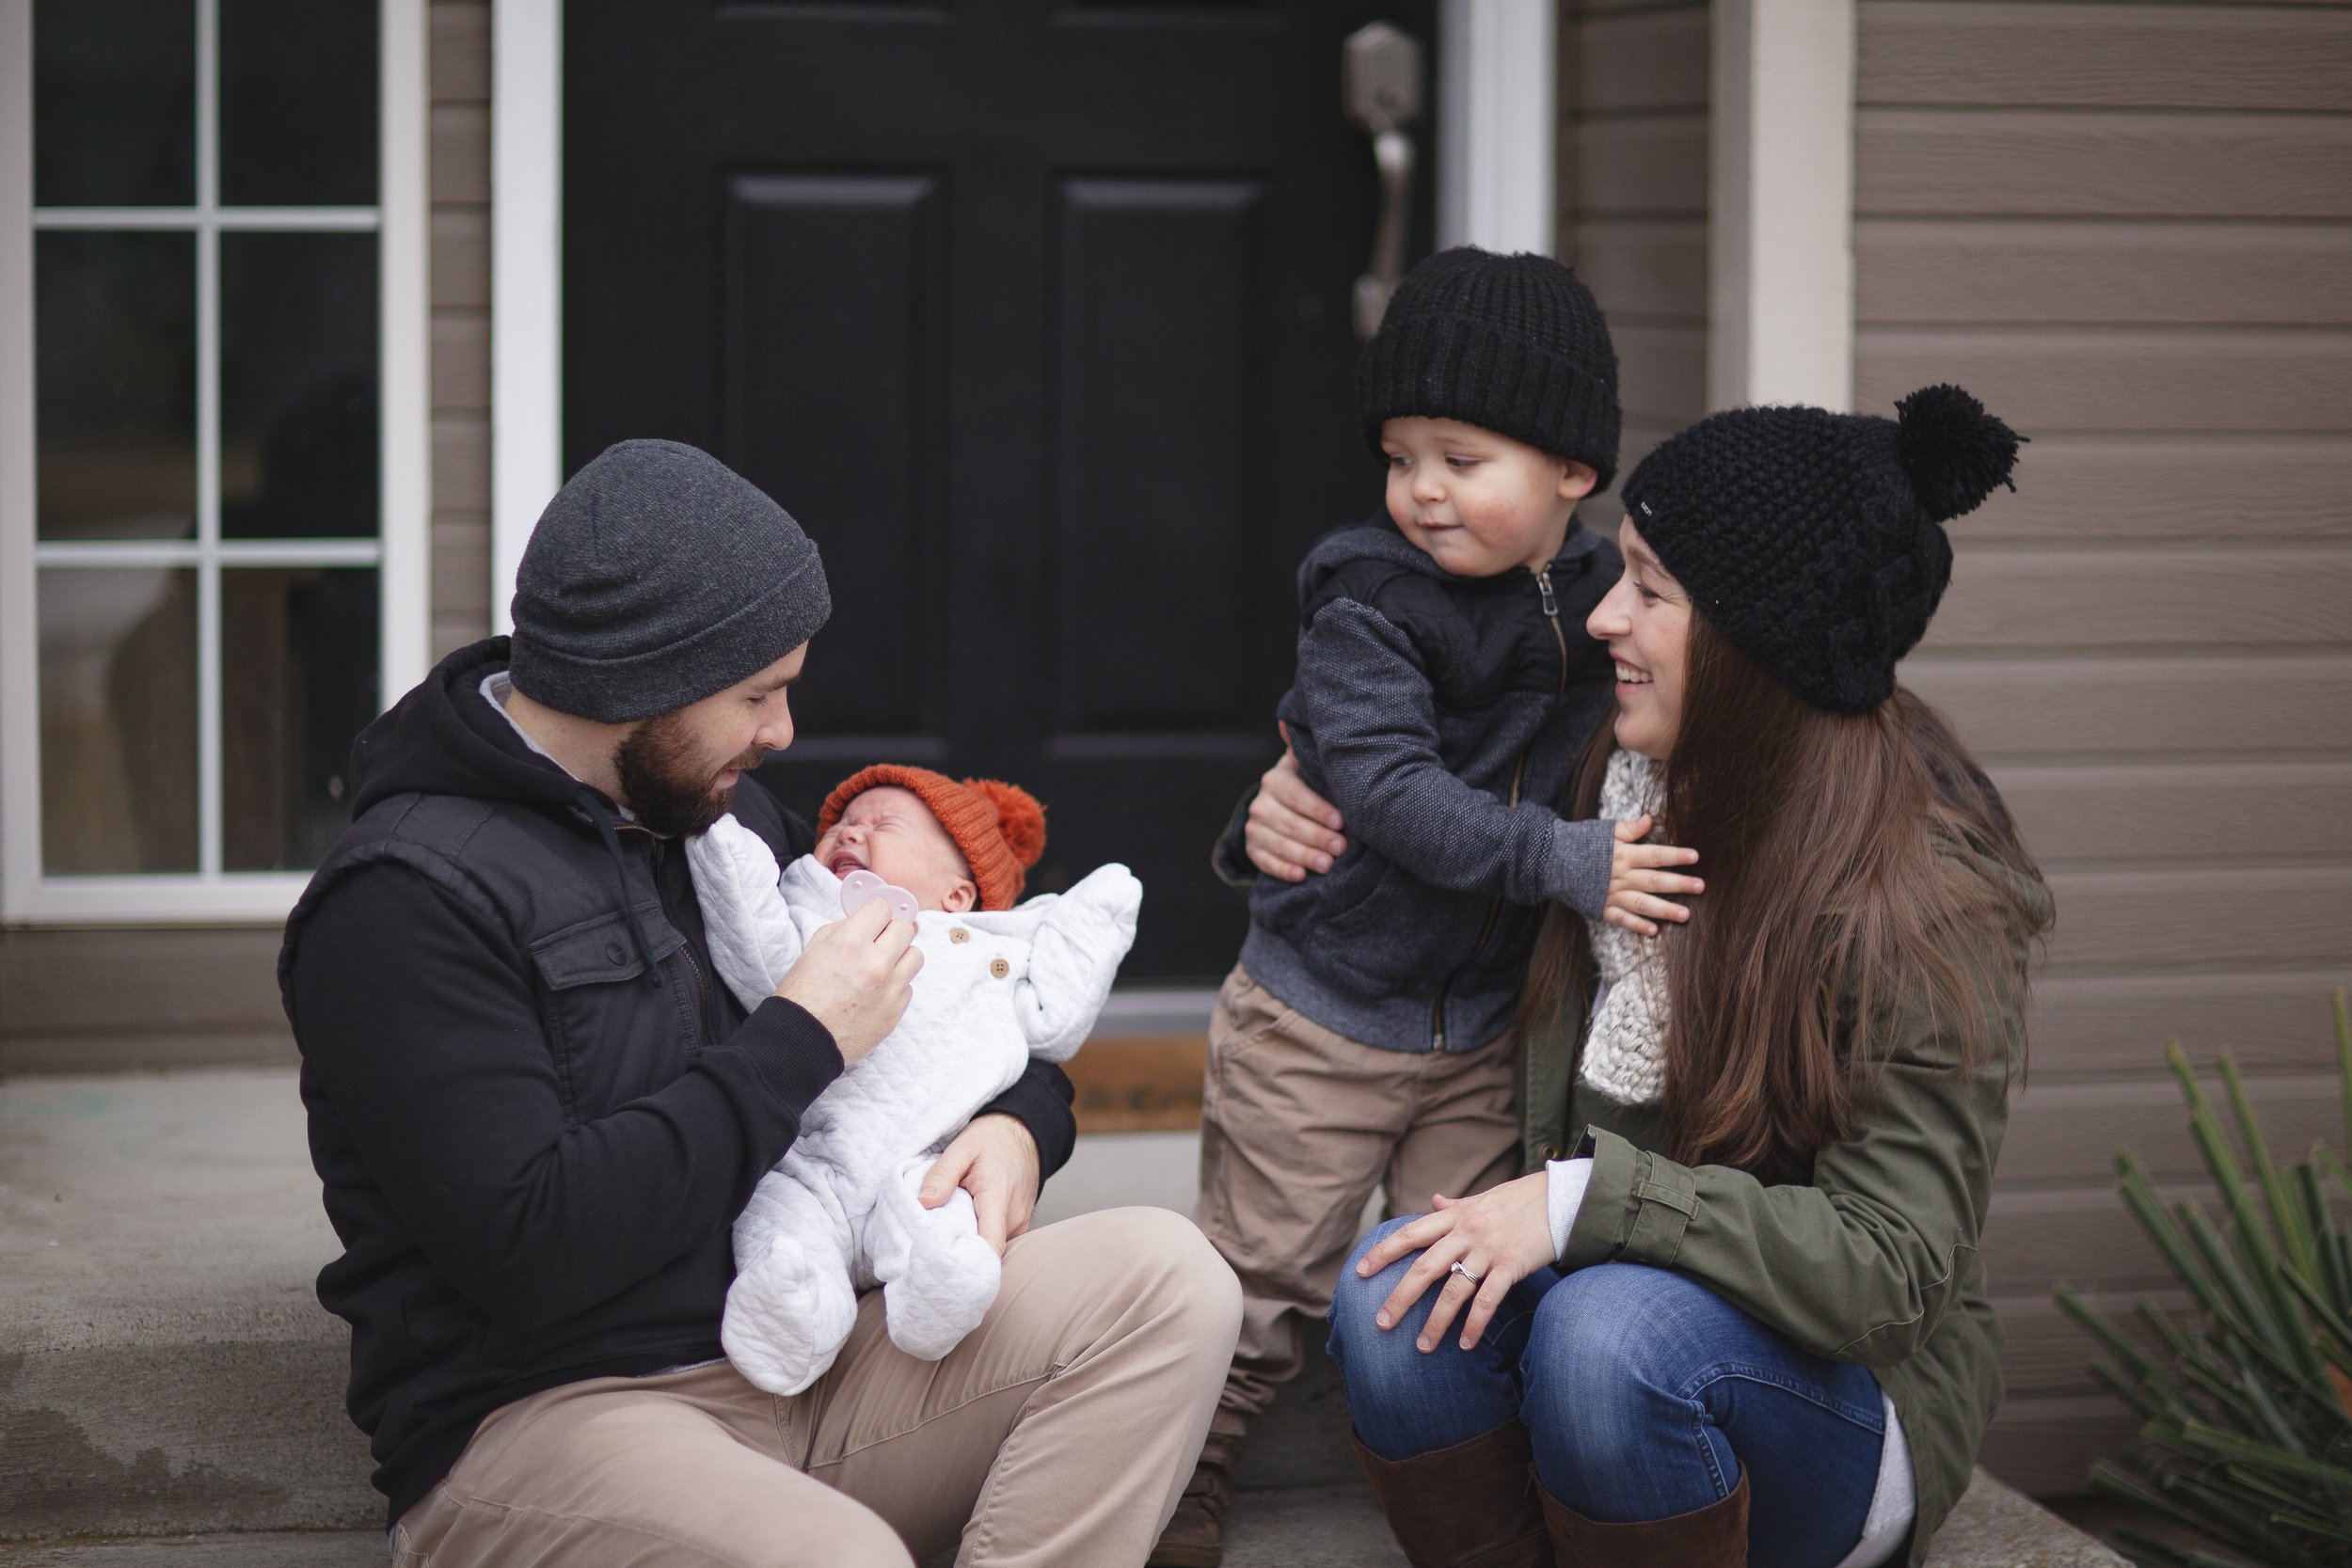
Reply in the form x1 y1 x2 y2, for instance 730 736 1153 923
966 778 1046 871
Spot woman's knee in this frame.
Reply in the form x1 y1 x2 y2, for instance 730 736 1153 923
1325 1219 1425 1388
1523 1265 1734 1432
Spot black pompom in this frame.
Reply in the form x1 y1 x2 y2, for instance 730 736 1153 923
1895 384 2023 523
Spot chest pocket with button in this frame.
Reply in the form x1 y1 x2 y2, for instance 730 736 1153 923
530 911 693 1114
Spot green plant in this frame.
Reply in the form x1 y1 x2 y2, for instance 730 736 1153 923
2057 990 2352 1567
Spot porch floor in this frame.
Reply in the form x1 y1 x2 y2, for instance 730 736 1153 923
0 1069 2124 1566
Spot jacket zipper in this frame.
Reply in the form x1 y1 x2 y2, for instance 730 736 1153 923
1428 565 1571 1049
631 826 714 1035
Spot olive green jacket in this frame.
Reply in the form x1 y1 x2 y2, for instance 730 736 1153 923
1516 840 2051 1568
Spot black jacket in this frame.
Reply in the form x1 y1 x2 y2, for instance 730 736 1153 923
1229 515 1622 1053
280 639 1076 1528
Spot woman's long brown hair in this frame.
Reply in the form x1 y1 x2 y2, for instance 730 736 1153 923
1522 613 2051 1182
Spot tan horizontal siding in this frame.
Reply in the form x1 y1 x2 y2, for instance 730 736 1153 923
1572 218 1708 324
1857 326 2352 435
1561 0 1711 523
1983 1184 2185 1293
2025 970 2352 1078
1995 1290 2196 1399
2037 865 2352 974
1951 436 2352 543
1856 221 2352 328
1859 2 2352 111
1611 323 1708 427
1575 6 1708 114
431 0 492 659
1855 109 2352 219
1918 544 2352 651
1904 652 2352 758
1982 1394 2138 1497
0 928 294 1071
1990 759 2352 863
1575 116 1710 216
2001 1071 2345 1186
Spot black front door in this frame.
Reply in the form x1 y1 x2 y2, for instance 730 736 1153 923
565 2 1438 980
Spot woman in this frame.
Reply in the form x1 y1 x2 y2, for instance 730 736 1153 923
1253 387 2053 1568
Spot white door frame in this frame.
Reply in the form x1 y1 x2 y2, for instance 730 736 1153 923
1708 0 1856 412
487 0 1555 627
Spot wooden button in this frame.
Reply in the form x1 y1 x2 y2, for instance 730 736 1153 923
989 958 1010 979
949 927 970 944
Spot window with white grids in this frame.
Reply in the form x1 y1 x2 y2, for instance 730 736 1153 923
1 0 427 921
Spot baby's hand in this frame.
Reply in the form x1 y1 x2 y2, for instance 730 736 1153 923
1605 816 1702 938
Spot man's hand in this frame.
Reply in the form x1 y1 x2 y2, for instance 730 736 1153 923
1603 814 1703 937
918 1113 1042 1255
1244 724 1348 883
772 897 921 1065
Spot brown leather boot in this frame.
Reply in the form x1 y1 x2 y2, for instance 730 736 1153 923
1351 1424 1550 1568
1538 1472 1750 1567
1148 1433 1241 1568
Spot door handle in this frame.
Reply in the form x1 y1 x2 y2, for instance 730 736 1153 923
1343 22 1425 340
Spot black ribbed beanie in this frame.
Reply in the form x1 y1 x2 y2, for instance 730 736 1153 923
1358 246 1621 488
508 439 831 722
1618 385 2023 713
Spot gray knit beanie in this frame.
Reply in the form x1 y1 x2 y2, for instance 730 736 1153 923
508 439 830 722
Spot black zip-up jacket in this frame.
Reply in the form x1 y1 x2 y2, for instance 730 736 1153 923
1229 515 1622 1053
279 639 1076 1528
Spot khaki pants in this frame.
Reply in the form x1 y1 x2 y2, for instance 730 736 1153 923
390 1208 1242 1568
1194 965 1520 1439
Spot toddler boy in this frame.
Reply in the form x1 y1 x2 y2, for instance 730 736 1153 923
1160 248 1697 1566
687 766 1140 1396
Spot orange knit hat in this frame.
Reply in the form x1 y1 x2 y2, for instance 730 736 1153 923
817 766 1046 911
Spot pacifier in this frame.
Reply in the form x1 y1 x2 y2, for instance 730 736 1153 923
839 868 920 923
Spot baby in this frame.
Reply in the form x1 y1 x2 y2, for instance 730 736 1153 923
686 765 1141 1395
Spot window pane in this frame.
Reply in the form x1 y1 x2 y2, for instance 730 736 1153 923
221 232 379 538
37 230 198 541
219 0 378 206
223 568 380 871
39 569 200 874
34 0 196 207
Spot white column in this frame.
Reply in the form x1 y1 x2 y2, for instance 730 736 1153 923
491 0 564 634
1708 0 1855 411
380 0 432 695
1438 0 1557 257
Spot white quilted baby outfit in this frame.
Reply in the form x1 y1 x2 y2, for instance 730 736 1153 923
686 814 1142 1395
1576 748 1669 1103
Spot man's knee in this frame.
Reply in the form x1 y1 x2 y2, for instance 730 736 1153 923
1032 1207 1241 1348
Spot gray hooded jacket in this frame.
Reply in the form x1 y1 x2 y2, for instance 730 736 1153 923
1234 515 1623 1052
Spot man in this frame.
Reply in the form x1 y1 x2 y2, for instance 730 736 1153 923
282 440 1240 1567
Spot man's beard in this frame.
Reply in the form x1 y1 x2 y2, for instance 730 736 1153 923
613 712 765 838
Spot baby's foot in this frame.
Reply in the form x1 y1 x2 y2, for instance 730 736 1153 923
723 1239 858 1395
883 1188 1002 1362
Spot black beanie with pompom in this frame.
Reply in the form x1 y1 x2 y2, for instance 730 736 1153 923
1616 385 2023 713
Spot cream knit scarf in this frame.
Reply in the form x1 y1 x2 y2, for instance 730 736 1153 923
1578 749 1670 1105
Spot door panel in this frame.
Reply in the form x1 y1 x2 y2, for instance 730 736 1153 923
719 173 948 752
1055 177 1262 734
567 1 1438 977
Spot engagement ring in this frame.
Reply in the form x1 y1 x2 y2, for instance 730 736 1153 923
1449 1259 1483 1286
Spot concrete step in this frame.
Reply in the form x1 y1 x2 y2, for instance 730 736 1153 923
0 1069 2126 1565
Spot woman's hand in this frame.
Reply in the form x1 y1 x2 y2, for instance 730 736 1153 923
918 1113 1041 1255
1357 1172 1557 1353
1244 724 1348 882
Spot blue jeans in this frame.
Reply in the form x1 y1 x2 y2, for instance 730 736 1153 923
1328 1219 1887 1568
